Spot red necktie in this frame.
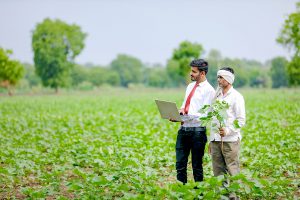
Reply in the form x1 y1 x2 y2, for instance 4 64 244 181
184 83 198 114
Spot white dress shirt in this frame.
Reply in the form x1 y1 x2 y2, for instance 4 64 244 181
209 86 246 142
181 80 215 127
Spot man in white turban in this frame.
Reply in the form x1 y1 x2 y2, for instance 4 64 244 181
209 67 246 200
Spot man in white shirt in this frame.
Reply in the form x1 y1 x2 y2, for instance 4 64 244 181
209 67 246 199
170 59 215 184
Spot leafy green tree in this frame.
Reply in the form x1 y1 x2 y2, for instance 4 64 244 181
287 56 300 85
0 48 24 95
71 65 120 87
105 70 120 86
206 49 222 87
165 59 182 87
32 18 86 92
110 54 143 87
233 67 248 88
70 64 89 86
144 66 171 88
219 58 248 88
23 63 41 87
238 59 269 87
167 41 204 86
88 67 120 87
90 67 110 86
270 57 288 88
248 68 271 88
277 2 300 86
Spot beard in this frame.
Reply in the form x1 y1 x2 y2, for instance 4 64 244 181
191 76 198 81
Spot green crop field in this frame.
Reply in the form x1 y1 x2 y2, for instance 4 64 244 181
0 88 299 199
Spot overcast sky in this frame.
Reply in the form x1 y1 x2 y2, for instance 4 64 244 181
0 0 298 66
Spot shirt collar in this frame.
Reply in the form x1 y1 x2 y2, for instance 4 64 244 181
222 86 233 97
195 79 207 87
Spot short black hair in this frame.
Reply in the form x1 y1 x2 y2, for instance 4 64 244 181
190 59 208 74
220 67 234 74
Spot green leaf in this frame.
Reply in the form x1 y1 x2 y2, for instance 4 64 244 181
233 119 241 129
199 104 210 113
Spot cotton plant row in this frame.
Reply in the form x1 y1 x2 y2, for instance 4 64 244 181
0 89 298 199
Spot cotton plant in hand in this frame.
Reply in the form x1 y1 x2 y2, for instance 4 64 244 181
199 100 240 151
199 100 240 129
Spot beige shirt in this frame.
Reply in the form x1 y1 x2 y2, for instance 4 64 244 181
210 86 246 142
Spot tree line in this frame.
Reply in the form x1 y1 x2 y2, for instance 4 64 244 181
12 49 291 90
0 2 299 95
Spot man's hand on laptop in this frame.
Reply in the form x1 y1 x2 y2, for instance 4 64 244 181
179 108 185 115
169 108 185 122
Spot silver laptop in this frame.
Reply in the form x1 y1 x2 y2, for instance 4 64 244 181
155 100 182 122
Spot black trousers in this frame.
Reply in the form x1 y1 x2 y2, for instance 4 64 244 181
175 128 207 183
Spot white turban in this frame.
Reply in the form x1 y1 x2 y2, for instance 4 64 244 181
213 69 235 100
217 69 235 84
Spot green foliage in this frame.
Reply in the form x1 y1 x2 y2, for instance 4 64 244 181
77 81 94 91
104 70 120 86
0 47 24 95
286 56 300 86
220 58 267 88
144 66 171 88
270 57 288 88
0 89 298 199
70 65 120 88
32 18 86 91
110 54 143 87
206 49 222 88
88 67 107 87
199 100 240 130
277 2 300 86
23 63 41 87
244 67 271 88
165 59 183 87
167 41 204 86
88 66 120 87
233 67 249 88
70 64 89 86
277 2 300 57
206 53 276 88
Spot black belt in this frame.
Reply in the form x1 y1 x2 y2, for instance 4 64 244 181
180 126 206 132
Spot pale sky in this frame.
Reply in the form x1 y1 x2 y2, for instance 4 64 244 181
0 0 298 66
